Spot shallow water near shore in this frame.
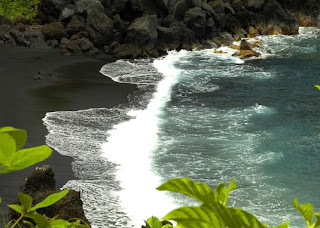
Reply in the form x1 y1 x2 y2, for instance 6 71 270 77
44 27 320 227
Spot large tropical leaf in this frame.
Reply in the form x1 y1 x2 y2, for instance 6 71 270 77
201 203 265 228
293 198 314 226
31 189 69 211
0 126 27 151
7 145 52 173
0 133 16 167
162 206 221 228
163 202 265 228
157 177 237 206
157 178 216 204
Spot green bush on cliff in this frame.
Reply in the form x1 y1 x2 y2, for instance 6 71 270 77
0 0 40 21
0 126 89 228
145 178 320 228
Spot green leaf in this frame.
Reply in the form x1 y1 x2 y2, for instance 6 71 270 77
0 133 16 167
25 212 51 228
6 145 52 173
145 216 163 228
31 189 69 211
313 213 320 228
163 206 221 228
275 220 290 228
157 178 217 204
0 197 2 204
23 220 35 228
0 127 27 151
214 177 237 205
162 224 173 228
18 193 33 212
293 198 314 226
157 178 237 206
49 219 72 228
201 203 265 228
8 204 24 214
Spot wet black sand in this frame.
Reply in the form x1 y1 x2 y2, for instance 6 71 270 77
0 45 136 212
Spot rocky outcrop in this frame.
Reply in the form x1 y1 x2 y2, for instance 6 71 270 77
279 0 320 26
233 39 261 58
125 15 158 48
41 22 67 40
8 165 90 227
1 0 318 58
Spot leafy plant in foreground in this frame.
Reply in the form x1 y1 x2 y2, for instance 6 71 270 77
0 126 89 228
0 126 52 174
145 178 320 228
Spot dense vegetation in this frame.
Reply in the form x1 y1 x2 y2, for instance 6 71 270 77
0 0 39 21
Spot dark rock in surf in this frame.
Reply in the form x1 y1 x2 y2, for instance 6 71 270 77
8 165 90 227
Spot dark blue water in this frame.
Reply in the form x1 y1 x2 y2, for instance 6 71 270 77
152 28 320 227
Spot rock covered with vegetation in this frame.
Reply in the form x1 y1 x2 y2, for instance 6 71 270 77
0 0 319 58
8 165 90 226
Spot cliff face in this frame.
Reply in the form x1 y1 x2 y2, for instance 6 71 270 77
0 0 319 58
279 0 320 26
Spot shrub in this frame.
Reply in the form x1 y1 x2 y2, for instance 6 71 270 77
0 0 40 21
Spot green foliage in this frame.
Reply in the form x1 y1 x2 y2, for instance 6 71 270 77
143 217 173 228
314 85 320 90
157 177 236 206
0 0 40 21
0 126 52 174
293 199 320 228
149 178 320 228
0 126 89 228
145 216 163 228
7 188 89 228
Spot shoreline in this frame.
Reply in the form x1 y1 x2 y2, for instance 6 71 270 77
0 45 136 212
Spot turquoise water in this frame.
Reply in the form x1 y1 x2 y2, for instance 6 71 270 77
152 29 320 226
44 28 320 227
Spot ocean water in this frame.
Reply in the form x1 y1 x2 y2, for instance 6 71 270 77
43 27 320 228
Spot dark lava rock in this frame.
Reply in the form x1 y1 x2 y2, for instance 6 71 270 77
8 165 90 226
112 43 142 59
125 15 158 48
158 22 195 50
66 15 86 35
40 0 72 21
41 22 67 41
86 4 114 47
10 29 31 47
184 7 207 39
59 4 77 22
59 37 82 55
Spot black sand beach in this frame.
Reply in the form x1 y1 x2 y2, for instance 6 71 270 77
0 45 136 212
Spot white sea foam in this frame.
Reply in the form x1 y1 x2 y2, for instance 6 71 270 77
100 51 187 227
